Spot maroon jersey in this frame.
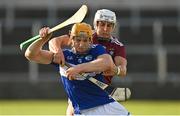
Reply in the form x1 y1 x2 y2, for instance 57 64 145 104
92 33 126 84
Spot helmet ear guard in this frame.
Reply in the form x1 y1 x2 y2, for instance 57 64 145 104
94 9 116 29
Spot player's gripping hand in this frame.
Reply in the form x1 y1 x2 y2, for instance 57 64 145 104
39 27 52 41
52 52 65 66
102 64 117 76
66 66 82 80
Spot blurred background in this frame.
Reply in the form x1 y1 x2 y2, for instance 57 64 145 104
0 0 180 101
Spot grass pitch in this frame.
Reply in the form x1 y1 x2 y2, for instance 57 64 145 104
0 99 180 115
0 100 67 115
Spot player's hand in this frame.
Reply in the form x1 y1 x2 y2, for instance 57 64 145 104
102 69 114 76
39 27 52 41
103 65 117 76
66 67 81 80
103 65 127 77
52 51 65 66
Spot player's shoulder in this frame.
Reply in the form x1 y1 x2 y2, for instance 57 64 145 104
91 44 105 50
89 44 107 56
90 44 106 54
110 36 124 46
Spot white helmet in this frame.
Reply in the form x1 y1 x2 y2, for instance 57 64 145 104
93 9 116 29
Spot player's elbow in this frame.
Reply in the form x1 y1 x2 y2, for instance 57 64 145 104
25 51 33 61
25 50 37 61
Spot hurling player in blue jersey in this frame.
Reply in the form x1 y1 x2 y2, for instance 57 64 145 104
48 9 130 116
25 22 129 115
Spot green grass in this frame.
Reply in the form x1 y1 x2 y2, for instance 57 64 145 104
0 99 180 115
121 100 180 115
0 100 67 115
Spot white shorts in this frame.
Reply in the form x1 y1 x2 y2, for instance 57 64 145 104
75 101 130 116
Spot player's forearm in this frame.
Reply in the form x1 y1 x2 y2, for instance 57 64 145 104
114 56 127 76
48 35 70 53
76 54 114 73
49 37 61 53
114 56 126 66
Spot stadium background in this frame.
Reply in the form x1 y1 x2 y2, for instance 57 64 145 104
0 0 180 115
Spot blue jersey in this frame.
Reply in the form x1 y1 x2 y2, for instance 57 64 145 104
53 44 115 114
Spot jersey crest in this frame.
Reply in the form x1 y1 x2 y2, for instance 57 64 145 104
109 48 115 56
85 55 93 61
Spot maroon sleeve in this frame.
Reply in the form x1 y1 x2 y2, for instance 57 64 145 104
115 45 126 59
